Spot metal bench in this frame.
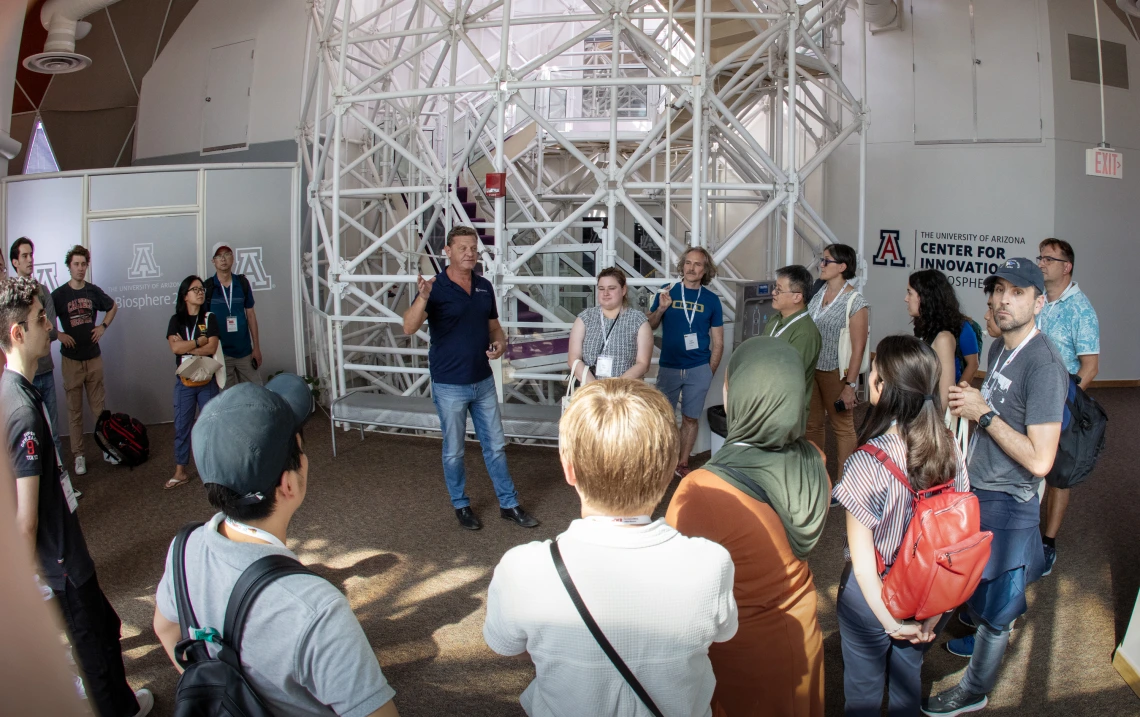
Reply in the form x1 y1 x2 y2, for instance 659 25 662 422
329 389 561 456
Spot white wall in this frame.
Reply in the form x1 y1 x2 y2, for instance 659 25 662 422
134 0 309 162
0 1 26 180
1047 0 1140 382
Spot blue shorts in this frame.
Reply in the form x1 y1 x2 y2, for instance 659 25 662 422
656 364 714 419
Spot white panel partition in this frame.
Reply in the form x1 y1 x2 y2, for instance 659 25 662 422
2 163 301 432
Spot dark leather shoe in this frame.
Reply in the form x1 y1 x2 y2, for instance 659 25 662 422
455 507 482 530
500 506 539 528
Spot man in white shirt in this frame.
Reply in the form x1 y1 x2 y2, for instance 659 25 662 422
484 378 738 717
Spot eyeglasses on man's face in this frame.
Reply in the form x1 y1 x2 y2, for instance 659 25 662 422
1036 255 1068 265
17 310 49 329
771 286 801 297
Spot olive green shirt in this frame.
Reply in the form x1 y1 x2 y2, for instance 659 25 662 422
765 308 821 405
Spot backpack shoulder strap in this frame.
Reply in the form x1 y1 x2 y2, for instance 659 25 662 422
707 463 771 505
238 274 253 302
221 555 316 665
549 541 664 717
856 445 915 495
172 521 206 640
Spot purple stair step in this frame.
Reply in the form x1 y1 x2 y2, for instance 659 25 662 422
456 186 468 202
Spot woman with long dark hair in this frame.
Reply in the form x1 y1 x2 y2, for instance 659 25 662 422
164 275 220 489
832 335 969 716
905 269 978 406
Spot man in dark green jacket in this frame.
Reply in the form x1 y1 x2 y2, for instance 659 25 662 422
766 265 821 409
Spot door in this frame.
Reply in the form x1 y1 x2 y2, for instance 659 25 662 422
202 40 256 154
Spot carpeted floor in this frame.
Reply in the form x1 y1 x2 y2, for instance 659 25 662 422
73 388 1140 716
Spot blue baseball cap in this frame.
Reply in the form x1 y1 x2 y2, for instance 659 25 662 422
192 374 312 500
989 257 1045 295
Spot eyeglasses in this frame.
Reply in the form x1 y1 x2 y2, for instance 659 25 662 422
819 258 839 266
17 310 48 329
1036 255 1068 265
771 287 802 297
214 252 233 260
187 286 206 294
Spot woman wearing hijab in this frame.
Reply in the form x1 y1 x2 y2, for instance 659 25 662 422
666 337 830 717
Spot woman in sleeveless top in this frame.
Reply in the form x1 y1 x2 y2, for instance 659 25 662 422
805 243 868 480
832 335 968 716
568 267 652 382
905 269 965 409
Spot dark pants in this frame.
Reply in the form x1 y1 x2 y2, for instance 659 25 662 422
837 564 949 716
173 377 219 465
53 574 138 717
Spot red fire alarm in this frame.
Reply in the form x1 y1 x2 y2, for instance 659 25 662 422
485 172 507 198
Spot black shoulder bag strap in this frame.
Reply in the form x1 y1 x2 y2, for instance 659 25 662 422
707 464 771 504
216 555 316 670
549 541 665 717
172 521 206 667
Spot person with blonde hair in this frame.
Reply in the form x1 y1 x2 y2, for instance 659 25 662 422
484 378 738 717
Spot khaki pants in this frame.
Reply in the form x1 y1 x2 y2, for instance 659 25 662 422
223 353 263 390
806 368 857 480
61 355 105 456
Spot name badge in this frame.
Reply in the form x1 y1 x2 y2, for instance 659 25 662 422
684 333 699 351
60 470 78 513
595 356 614 378
226 316 238 333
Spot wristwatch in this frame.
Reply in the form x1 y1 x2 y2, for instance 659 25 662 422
978 410 997 429
846 381 858 390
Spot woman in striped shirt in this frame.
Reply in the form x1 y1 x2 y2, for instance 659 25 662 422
833 335 969 716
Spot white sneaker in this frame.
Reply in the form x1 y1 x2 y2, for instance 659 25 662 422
103 451 120 465
133 688 154 717
74 456 87 475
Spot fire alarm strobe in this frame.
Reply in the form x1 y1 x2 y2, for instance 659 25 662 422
485 172 506 197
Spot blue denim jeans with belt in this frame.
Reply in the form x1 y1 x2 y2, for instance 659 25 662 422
431 376 519 510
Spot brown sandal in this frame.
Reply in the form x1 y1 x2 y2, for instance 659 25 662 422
164 476 190 490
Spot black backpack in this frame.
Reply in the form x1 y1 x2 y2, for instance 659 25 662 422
171 522 316 717
1044 375 1108 489
94 410 149 467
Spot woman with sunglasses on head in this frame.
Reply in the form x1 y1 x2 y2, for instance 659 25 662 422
164 276 220 490
832 335 968 716
806 243 869 482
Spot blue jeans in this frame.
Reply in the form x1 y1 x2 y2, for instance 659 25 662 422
431 377 519 510
173 378 219 466
34 371 64 458
837 564 949 716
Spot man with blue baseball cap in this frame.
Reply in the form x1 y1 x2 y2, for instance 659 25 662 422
924 259 1068 716
151 374 400 717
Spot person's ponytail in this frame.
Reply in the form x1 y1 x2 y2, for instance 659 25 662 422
900 393 958 491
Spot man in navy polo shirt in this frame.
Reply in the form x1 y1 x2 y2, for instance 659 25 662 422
402 226 539 531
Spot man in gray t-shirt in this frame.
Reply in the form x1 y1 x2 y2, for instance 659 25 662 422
152 377 399 717
925 258 1067 716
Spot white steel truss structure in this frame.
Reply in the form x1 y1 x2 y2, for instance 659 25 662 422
298 0 868 419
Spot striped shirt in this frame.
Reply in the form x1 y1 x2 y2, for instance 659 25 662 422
833 433 969 565
807 285 868 372
577 307 646 377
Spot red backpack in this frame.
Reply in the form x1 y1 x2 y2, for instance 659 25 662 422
857 445 993 621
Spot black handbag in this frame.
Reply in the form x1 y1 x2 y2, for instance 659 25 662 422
550 540 665 717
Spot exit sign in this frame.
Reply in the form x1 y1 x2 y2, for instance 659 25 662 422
1086 148 1123 179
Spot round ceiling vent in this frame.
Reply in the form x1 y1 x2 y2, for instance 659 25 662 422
23 52 92 74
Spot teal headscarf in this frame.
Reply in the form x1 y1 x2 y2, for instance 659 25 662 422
706 337 831 560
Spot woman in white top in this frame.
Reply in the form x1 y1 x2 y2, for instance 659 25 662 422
568 267 653 383
832 335 968 716
806 243 869 479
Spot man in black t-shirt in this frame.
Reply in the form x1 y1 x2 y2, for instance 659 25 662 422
52 245 118 476
1 276 152 717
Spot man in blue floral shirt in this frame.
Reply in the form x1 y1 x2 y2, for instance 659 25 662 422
1035 238 1099 576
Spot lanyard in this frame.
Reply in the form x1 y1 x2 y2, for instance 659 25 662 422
680 284 702 332
184 315 200 343
224 517 287 548
585 515 653 525
769 310 809 338
810 286 847 322
220 279 234 313
598 307 622 353
983 328 1038 392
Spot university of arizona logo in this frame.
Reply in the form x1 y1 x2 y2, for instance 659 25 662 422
873 230 907 268
34 263 59 291
235 247 272 291
127 243 162 280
